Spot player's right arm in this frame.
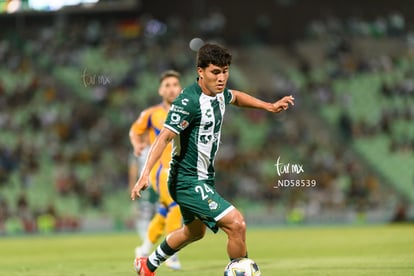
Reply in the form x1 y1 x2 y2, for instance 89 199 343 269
130 127 176 200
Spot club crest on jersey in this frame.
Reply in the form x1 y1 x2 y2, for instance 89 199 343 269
208 199 218 210
217 94 225 112
217 95 225 110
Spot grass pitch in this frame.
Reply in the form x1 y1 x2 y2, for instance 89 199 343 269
0 224 413 275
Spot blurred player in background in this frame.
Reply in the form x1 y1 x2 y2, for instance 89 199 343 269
128 146 156 241
129 70 183 270
131 43 295 275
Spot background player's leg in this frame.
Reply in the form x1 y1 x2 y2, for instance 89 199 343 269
135 189 157 241
135 207 166 257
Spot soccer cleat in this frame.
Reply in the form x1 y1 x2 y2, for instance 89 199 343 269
134 257 155 276
165 254 181 270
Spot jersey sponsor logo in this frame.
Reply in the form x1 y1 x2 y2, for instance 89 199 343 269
199 133 219 144
181 98 189 106
170 113 181 124
178 120 189 130
205 108 212 118
171 104 189 115
200 134 212 144
203 121 213 130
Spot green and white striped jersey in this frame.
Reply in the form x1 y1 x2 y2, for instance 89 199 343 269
164 80 233 182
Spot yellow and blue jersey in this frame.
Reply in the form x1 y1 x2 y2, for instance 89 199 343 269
130 103 172 190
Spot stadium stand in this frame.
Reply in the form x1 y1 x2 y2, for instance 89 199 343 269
294 33 414 204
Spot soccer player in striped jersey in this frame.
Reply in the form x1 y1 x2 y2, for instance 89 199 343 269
131 43 295 276
129 70 183 270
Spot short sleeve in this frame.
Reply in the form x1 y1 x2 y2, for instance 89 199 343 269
164 93 195 134
224 88 234 105
130 108 152 135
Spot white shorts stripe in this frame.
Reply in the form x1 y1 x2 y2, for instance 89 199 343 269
214 205 235 221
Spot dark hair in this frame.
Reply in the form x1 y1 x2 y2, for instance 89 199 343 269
196 43 232 68
159 70 180 83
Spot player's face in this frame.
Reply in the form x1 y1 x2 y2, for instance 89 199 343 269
198 64 229 96
159 76 181 105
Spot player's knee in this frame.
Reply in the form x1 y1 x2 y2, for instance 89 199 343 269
227 212 246 237
232 217 246 235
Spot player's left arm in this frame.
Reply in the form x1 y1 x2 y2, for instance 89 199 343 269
230 90 294 113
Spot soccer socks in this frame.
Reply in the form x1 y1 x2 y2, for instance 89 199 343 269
147 240 178 272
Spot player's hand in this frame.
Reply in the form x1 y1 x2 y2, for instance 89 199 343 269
130 177 149 200
270 95 295 113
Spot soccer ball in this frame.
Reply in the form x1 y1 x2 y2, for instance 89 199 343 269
224 258 261 276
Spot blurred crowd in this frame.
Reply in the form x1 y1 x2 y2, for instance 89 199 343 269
1 10 412 234
293 12 414 223
304 18 414 155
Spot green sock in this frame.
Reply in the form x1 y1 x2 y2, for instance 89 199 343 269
147 239 178 272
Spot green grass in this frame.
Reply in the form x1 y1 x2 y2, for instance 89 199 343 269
1 224 413 275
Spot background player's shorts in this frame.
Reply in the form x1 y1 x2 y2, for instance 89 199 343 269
144 185 159 205
169 180 234 233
